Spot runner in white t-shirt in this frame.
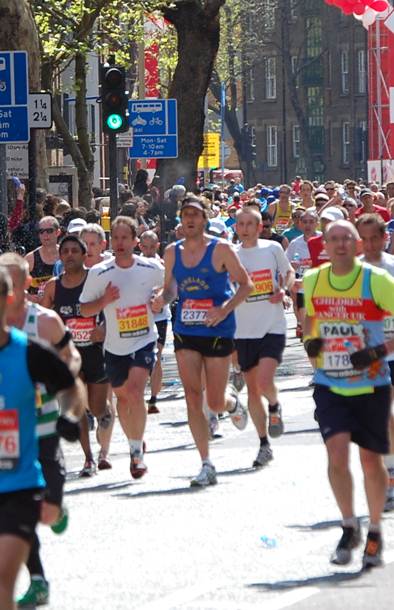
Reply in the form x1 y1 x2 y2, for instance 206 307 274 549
356 213 394 512
286 209 320 337
139 230 172 414
79 216 164 480
234 208 294 467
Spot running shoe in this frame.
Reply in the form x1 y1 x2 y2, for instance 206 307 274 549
190 463 217 487
208 413 219 439
97 453 112 470
230 369 245 392
50 505 69 535
296 323 303 339
362 531 383 569
253 445 273 468
147 402 160 414
330 522 361 565
228 389 248 430
79 459 97 478
268 406 284 438
384 468 394 512
97 408 114 430
130 451 147 480
17 576 49 607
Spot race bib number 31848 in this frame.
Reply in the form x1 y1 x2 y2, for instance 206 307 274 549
0 410 20 471
116 305 149 338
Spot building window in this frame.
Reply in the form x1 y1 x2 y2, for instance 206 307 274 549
306 17 322 58
341 50 349 94
262 0 276 31
265 57 277 99
292 125 300 158
290 0 298 19
246 67 255 102
342 121 351 165
357 119 367 162
357 49 366 94
267 125 278 167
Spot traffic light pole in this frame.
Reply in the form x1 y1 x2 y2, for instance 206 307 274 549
108 133 118 220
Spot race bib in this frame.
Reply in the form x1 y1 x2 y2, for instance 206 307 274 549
299 258 312 277
0 410 20 471
318 322 365 378
116 305 149 338
181 299 213 325
67 317 96 345
384 315 394 340
247 269 274 302
275 219 289 235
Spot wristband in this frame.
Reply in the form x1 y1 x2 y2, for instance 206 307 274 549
54 330 72 350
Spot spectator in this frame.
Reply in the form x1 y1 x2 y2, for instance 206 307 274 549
133 169 149 197
355 188 390 222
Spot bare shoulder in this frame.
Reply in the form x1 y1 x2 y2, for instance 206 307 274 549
36 305 65 344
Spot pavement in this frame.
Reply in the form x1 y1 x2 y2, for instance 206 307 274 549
16 312 394 609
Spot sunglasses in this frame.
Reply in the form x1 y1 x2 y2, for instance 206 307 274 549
39 227 56 235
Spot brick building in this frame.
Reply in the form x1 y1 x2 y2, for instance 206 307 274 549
246 1 368 184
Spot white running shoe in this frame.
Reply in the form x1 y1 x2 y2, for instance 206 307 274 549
253 445 273 468
230 369 245 392
190 463 217 487
228 389 248 431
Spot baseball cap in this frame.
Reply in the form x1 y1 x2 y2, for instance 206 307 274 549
320 207 345 222
360 188 374 198
67 218 87 234
208 218 227 235
314 193 330 202
342 197 358 208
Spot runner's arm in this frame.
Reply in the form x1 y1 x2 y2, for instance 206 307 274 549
41 277 56 309
217 243 254 315
151 245 177 310
371 270 394 314
79 269 119 316
38 311 81 377
24 250 34 273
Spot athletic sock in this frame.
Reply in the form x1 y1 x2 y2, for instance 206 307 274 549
149 396 157 405
268 403 279 414
368 523 381 534
202 458 214 468
259 436 269 447
129 439 143 455
342 516 358 529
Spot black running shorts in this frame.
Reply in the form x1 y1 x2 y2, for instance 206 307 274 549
296 293 305 309
313 384 391 454
389 360 394 386
174 333 234 358
0 488 43 543
235 334 286 372
155 320 168 347
79 344 108 384
105 342 156 388
39 436 66 507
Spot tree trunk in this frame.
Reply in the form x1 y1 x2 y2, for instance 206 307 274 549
0 0 47 188
157 0 225 191
74 53 94 209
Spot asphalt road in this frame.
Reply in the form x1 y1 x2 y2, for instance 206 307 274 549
15 313 394 610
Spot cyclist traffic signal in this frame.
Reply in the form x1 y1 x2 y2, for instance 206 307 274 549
100 65 129 134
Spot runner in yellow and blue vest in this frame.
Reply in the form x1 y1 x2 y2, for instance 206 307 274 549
303 220 394 570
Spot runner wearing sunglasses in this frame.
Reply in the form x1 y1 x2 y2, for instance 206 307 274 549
25 217 60 303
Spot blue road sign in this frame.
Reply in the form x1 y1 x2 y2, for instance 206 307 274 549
0 51 29 143
129 99 177 159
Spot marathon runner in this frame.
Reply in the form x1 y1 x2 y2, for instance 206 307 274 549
303 219 394 569
356 213 394 512
286 209 319 337
0 252 82 607
267 184 293 235
152 195 253 487
80 224 115 469
43 235 111 477
79 216 164 479
139 230 171 414
25 217 60 303
0 266 82 610
234 208 294 467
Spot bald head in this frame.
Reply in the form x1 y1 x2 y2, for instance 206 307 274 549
324 219 359 242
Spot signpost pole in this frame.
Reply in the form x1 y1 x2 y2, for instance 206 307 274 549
0 145 7 215
220 83 226 187
109 133 118 220
28 130 37 220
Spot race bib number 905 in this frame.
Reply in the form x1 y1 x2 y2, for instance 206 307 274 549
0 410 20 471
247 269 273 302
181 299 213 325
116 305 149 338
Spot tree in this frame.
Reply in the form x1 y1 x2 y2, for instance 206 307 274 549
0 0 47 187
157 0 226 190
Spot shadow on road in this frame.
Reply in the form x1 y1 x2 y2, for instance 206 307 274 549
64 480 133 495
283 427 319 436
286 516 369 531
247 568 365 592
116 486 202 499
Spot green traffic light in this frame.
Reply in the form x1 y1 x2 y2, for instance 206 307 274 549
106 113 123 130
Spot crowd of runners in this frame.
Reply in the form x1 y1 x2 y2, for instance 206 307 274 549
1 175 394 608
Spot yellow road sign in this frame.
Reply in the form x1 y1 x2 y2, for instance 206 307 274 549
198 133 220 169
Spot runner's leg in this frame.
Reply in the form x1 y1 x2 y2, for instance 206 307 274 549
359 447 388 524
325 433 354 519
176 349 206 459
0 536 29 610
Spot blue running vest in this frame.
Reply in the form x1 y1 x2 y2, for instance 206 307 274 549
0 328 44 493
173 239 235 338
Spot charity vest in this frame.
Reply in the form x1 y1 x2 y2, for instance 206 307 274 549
29 250 55 299
311 263 390 390
173 239 235 338
273 203 292 235
23 304 59 438
0 328 44 493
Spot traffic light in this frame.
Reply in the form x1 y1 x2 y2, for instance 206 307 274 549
100 65 128 134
